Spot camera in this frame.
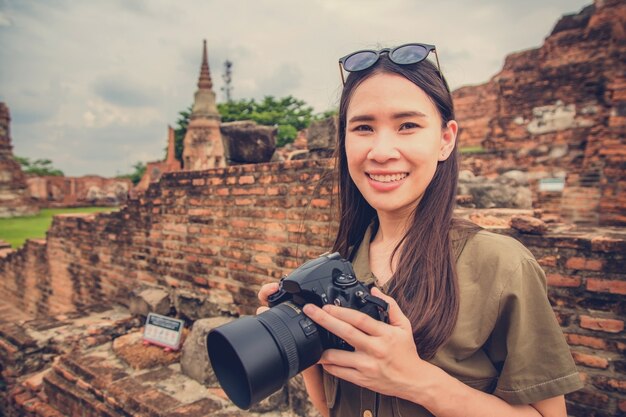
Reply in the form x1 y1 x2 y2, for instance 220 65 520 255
206 252 389 409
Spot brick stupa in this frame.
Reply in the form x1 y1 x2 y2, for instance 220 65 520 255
0 102 38 217
182 40 226 170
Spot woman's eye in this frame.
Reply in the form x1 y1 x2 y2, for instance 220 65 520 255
399 122 420 130
353 124 373 132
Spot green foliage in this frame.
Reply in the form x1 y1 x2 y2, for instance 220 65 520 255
174 96 337 152
217 95 316 147
174 105 192 162
15 156 64 176
314 108 338 120
277 125 298 147
116 161 146 185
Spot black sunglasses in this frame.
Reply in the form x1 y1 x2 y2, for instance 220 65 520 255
338 43 442 84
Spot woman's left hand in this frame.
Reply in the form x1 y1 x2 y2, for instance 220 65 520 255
303 287 430 398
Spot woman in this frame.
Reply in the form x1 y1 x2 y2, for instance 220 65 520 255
258 43 582 417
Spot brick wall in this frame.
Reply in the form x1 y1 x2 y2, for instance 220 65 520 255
512 230 626 416
1 159 337 317
0 158 624 416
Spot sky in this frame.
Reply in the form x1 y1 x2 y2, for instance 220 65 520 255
0 0 591 177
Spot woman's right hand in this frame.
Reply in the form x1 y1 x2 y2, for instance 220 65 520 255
256 282 279 315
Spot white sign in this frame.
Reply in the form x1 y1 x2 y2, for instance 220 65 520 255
539 178 565 192
143 313 184 350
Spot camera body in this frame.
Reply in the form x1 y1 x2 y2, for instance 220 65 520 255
267 252 389 350
207 252 389 410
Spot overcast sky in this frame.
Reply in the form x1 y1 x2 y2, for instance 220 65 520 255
0 0 590 177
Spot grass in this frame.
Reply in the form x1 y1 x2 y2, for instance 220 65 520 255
0 207 117 249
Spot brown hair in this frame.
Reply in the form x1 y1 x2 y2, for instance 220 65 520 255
332 54 478 359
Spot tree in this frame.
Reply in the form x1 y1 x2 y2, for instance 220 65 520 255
116 161 146 185
217 95 316 147
173 95 336 154
15 156 64 176
173 105 192 162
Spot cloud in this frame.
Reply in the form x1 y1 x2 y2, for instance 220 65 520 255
93 74 158 108
0 11 11 26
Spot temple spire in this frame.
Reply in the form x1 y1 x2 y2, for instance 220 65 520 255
198 39 213 90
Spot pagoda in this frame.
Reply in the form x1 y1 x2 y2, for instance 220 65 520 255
182 40 226 170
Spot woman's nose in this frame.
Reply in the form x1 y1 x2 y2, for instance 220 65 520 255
367 131 400 162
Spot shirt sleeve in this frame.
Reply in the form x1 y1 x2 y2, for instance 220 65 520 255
485 257 584 404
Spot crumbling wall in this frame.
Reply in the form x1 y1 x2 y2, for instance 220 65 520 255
0 157 624 416
1 159 336 318
452 0 626 226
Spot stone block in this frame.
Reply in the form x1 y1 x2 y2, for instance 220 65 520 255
221 120 276 164
509 215 548 235
173 288 234 320
306 116 337 151
129 287 172 317
180 317 233 386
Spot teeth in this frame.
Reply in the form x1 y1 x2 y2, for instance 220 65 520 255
368 173 408 183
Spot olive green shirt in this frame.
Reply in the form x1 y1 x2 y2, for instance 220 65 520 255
323 226 583 417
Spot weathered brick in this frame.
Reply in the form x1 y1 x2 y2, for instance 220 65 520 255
565 333 608 350
538 255 557 267
238 175 255 185
311 198 331 208
572 351 609 369
547 273 581 287
586 278 626 295
565 257 604 271
580 315 624 333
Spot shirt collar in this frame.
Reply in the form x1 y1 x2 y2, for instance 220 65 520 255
350 221 470 291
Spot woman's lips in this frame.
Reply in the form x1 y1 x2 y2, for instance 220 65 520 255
365 172 408 191
367 173 408 183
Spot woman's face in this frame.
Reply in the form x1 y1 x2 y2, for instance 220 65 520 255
345 72 457 219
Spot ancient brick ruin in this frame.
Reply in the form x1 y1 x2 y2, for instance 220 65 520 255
0 103 38 218
27 175 131 207
453 0 625 226
0 1 624 417
135 126 182 194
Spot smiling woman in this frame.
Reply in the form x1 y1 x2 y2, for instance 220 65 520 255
257 44 584 417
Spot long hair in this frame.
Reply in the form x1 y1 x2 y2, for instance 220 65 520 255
332 54 477 359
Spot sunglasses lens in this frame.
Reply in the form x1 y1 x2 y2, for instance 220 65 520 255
343 51 379 72
390 44 429 65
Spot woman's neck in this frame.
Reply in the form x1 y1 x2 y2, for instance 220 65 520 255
374 211 411 246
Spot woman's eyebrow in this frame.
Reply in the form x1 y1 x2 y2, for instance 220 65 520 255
348 111 427 124
392 111 427 119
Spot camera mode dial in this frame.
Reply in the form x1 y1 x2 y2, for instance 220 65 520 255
332 273 357 288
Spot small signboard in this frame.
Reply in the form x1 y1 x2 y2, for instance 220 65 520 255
143 313 185 350
539 178 565 192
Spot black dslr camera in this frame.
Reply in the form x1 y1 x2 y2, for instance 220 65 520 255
206 252 389 410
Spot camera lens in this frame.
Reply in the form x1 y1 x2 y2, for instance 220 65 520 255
206 302 324 409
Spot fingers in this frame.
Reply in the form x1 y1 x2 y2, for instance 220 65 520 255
315 303 387 337
257 282 279 307
371 287 412 330
303 304 372 350
256 306 269 315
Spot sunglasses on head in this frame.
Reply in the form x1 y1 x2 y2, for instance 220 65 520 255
338 43 442 85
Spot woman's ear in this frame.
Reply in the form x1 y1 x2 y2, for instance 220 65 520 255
438 120 458 161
